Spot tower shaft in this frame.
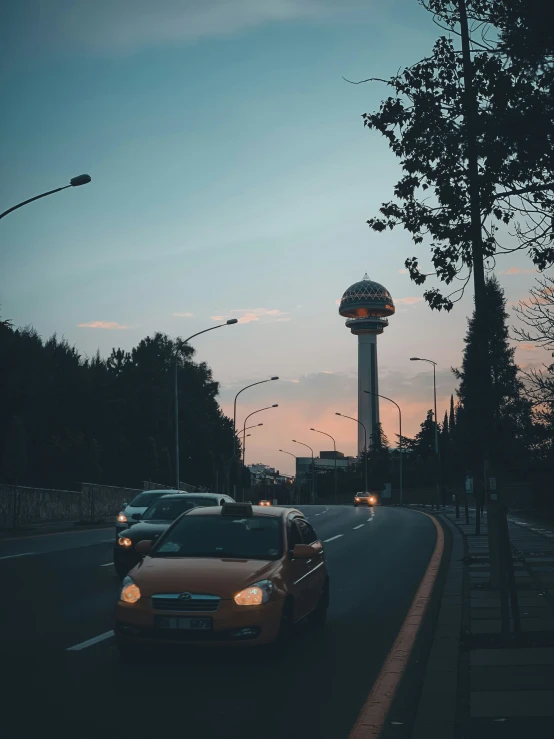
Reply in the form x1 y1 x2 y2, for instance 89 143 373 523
358 333 379 454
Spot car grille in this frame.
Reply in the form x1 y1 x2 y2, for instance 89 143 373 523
151 593 221 612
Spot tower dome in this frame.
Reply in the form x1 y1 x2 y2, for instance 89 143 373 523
339 273 395 335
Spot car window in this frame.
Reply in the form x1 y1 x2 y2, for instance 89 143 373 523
288 519 303 550
153 515 283 560
296 519 318 544
141 499 198 521
129 492 169 507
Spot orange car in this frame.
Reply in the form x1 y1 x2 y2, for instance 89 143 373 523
115 503 329 657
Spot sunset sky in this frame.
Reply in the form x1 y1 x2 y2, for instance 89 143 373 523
1 1 548 475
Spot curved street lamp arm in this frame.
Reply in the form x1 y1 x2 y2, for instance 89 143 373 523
0 185 71 220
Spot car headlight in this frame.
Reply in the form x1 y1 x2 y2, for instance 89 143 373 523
234 580 273 606
120 576 141 604
118 537 132 548
117 513 127 523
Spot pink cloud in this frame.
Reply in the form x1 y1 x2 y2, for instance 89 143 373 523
500 267 537 275
173 312 194 317
212 308 288 324
395 297 423 305
519 343 538 352
77 321 128 330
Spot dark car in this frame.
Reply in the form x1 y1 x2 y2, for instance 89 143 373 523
113 493 234 578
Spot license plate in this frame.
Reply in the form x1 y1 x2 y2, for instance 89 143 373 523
155 616 212 631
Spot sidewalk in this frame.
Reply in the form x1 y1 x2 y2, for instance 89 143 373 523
0 518 113 539
441 506 554 737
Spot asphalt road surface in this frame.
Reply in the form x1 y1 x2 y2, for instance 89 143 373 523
1 505 436 739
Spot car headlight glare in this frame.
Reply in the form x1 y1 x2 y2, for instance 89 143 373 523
234 579 273 606
118 537 132 548
117 513 127 523
120 576 141 604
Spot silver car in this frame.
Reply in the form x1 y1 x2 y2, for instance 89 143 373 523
115 490 235 538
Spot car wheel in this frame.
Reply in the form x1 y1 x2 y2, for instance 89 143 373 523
307 579 329 629
264 598 293 658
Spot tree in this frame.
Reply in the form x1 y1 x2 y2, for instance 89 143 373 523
0 324 237 492
454 276 533 475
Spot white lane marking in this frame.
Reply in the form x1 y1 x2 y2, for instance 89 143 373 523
315 513 321 516
367 518 374 522
323 534 343 543
66 630 114 651
0 552 34 560
353 524 365 530
100 562 113 567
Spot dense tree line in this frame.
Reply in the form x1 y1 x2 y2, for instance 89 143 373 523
0 323 237 492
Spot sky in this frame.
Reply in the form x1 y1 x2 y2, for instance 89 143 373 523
1 0 550 476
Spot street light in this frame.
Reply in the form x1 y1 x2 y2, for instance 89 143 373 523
232 376 279 496
242 405 278 466
410 357 440 508
279 449 298 505
174 319 238 489
364 390 403 505
292 440 315 504
336 413 368 493
245 423 263 432
310 427 338 502
0 175 92 220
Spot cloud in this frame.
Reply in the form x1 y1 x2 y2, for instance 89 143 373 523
19 0 366 57
172 312 194 318
519 343 538 352
395 297 424 305
77 321 128 330
500 267 537 275
211 308 289 324
398 269 408 275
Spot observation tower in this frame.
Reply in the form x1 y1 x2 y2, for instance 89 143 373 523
338 274 395 453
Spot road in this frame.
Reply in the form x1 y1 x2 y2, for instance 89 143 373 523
1 505 436 739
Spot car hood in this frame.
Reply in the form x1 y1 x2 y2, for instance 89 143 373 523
125 521 171 541
131 557 280 599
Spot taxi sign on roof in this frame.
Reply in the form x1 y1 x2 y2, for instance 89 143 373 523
221 502 253 517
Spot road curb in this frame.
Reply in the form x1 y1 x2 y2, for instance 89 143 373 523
409 512 464 739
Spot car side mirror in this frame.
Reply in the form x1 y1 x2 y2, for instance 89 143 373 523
292 543 315 559
135 540 153 555
131 513 141 521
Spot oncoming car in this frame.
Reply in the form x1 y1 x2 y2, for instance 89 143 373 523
353 492 378 506
115 503 329 658
115 490 234 539
259 500 271 507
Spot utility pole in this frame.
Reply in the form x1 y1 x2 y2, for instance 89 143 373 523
458 0 503 591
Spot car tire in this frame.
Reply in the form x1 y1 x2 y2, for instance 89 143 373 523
265 598 293 658
307 579 329 629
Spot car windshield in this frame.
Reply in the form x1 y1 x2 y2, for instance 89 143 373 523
129 492 171 507
141 498 200 521
152 515 283 560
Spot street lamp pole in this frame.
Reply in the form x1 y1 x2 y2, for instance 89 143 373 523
292 440 315 504
232 377 279 495
364 390 403 505
310 428 338 503
279 449 298 504
410 357 440 509
174 319 238 490
336 413 368 493
0 175 92 220
239 405 278 498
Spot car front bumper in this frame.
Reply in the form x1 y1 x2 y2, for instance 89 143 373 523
115 596 284 648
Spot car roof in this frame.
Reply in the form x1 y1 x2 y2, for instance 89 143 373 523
186 505 302 519
158 492 228 500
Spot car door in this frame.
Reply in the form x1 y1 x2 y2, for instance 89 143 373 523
286 517 313 621
295 519 326 613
